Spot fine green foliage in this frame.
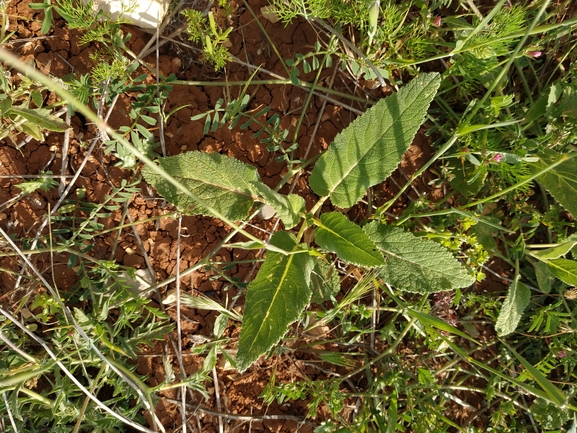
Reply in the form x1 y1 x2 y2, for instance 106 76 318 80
495 277 531 337
181 9 232 70
364 222 475 294
236 232 314 372
315 212 384 268
309 72 441 208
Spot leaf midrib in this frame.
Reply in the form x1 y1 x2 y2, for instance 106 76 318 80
318 223 382 265
380 245 465 280
173 172 257 199
327 78 434 198
245 252 295 355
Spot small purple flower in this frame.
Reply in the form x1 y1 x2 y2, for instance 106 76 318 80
433 16 442 27
527 51 542 58
558 350 567 358
492 153 503 163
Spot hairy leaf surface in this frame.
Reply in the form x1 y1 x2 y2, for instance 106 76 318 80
495 277 531 337
534 149 577 217
546 258 577 286
309 72 441 208
364 222 474 294
534 261 553 294
142 151 259 221
315 212 384 268
236 232 313 372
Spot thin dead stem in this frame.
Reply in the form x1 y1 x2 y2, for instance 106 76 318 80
176 214 187 433
0 307 157 433
0 227 165 432
211 367 224 433
164 397 316 427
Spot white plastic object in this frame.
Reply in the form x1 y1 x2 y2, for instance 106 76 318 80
83 0 170 30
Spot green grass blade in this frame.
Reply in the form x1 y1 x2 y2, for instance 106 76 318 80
407 309 480 345
505 343 567 408
442 337 554 404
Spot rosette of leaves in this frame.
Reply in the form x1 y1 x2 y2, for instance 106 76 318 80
143 72 476 371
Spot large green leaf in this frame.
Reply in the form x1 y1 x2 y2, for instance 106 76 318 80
363 222 475 294
495 277 531 337
546 258 577 286
533 149 577 217
315 212 384 268
309 72 441 208
533 234 577 260
142 151 259 221
534 261 553 294
236 231 313 372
